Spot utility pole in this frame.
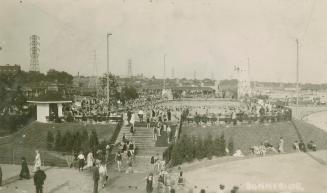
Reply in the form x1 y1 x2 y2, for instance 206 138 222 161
248 57 251 96
163 54 166 90
94 50 98 98
296 39 299 106
107 33 112 110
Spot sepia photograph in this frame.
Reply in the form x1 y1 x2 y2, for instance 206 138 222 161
0 0 327 193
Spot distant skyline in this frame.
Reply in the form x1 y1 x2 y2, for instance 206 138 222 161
1 0 327 83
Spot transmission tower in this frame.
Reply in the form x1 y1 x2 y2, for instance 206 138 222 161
29 35 40 72
127 59 132 77
171 67 175 79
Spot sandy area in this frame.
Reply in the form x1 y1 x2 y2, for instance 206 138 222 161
184 151 327 193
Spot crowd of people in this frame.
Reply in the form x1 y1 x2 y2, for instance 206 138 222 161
248 137 318 157
250 137 284 156
154 99 292 126
3 94 323 193
293 140 317 152
55 94 166 124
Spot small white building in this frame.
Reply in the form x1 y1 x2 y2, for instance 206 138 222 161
27 92 72 123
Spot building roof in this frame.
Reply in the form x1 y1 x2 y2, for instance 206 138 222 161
27 91 72 104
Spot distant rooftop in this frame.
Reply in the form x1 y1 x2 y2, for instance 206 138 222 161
27 91 72 103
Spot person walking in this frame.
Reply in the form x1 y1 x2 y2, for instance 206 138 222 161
115 151 122 172
167 125 171 144
78 151 85 171
146 115 151 128
153 126 158 141
217 184 225 193
157 170 165 193
130 125 135 136
146 173 154 193
34 167 46 193
150 155 155 171
34 150 41 172
105 145 110 162
92 163 100 193
99 162 108 188
20 157 30 179
125 159 133 174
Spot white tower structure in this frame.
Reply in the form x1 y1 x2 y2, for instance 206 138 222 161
234 62 251 98
30 35 40 72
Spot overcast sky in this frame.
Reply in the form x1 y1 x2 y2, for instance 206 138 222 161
1 0 327 83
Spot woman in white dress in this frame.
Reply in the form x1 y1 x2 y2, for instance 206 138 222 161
130 113 135 127
278 137 285 153
34 150 41 172
86 152 94 170
99 162 108 188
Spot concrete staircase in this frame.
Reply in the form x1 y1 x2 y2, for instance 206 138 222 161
115 123 166 157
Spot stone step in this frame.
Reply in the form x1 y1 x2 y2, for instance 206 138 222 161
137 150 166 156
135 144 156 147
135 143 155 146
128 135 153 137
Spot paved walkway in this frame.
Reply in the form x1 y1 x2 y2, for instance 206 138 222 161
1 164 38 185
0 167 92 193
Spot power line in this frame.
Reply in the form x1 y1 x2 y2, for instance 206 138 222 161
300 0 318 39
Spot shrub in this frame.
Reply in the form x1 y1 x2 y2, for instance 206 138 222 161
166 133 228 167
46 131 54 150
227 137 234 155
54 130 62 151
204 134 214 159
89 130 99 153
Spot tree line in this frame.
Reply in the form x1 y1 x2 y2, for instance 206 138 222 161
46 129 100 154
163 134 234 166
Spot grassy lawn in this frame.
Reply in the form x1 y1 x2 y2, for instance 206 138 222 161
181 120 327 155
0 121 118 165
10 122 117 148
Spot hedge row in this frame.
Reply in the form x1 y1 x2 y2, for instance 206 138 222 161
163 133 234 166
46 129 99 154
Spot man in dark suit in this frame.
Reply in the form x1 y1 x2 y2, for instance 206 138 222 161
92 163 100 193
33 167 46 193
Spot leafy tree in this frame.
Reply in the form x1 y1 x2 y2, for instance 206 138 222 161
204 134 214 159
220 134 227 156
46 131 55 150
46 69 73 85
89 130 99 152
195 136 206 160
64 131 74 152
171 142 183 166
194 115 201 125
179 135 193 162
60 132 68 152
73 132 82 153
54 130 62 151
227 137 234 155
81 129 89 151
163 144 174 163
120 86 139 104
190 135 197 159
100 74 120 107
